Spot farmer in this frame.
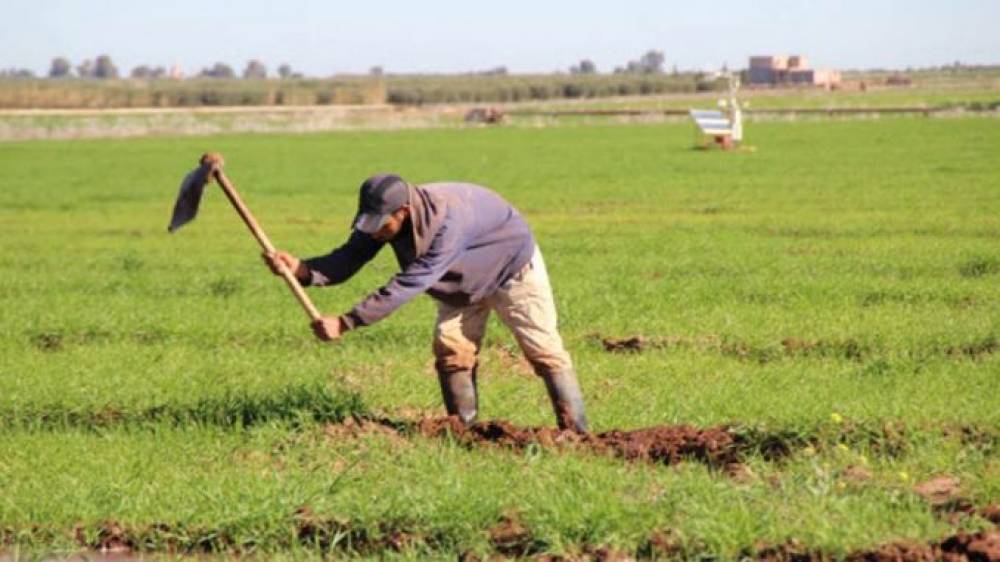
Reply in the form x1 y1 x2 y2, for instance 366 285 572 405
263 174 588 433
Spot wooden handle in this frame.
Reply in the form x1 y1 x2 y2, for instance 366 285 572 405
204 159 322 323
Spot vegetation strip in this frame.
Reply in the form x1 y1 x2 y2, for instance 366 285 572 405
508 103 1000 118
0 383 366 430
599 334 999 362
7 508 996 559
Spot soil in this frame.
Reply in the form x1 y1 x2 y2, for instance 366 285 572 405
750 530 1000 562
850 529 1000 562
983 506 1000 525
840 465 874 484
74 521 133 553
600 332 996 363
413 416 741 467
914 475 963 505
601 335 654 352
487 514 544 557
53 510 1000 561
598 333 867 363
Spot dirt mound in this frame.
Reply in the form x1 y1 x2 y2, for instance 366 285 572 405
914 475 963 505
602 335 654 352
597 425 737 465
74 521 134 552
749 538 828 561
749 530 1000 562
850 529 1000 562
983 505 1000 525
414 416 740 467
487 514 546 557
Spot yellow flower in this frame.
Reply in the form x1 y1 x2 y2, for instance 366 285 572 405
830 412 844 424
898 471 910 482
803 446 816 457
836 443 850 453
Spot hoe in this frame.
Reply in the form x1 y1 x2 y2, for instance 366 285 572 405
167 152 321 322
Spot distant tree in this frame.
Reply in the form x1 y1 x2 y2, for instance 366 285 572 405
369 65 384 77
473 66 507 76
131 65 166 79
242 59 267 79
76 59 95 78
569 59 597 74
49 57 72 78
617 50 666 75
637 50 665 74
0 68 35 79
278 63 293 79
200 62 235 78
615 50 666 74
94 55 119 79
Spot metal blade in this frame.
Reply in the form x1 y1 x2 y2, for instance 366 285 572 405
167 165 213 233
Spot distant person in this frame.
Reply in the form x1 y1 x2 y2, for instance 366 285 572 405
263 175 588 432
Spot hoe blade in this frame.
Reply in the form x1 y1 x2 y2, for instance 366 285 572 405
167 164 213 233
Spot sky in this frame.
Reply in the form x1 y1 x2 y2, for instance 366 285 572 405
2 0 998 77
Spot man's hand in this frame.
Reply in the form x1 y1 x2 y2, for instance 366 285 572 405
262 250 309 282
311 315 345 342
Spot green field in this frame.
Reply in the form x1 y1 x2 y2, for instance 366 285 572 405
0 117 998 559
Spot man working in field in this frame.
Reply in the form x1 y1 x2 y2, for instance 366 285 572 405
263 175 588 433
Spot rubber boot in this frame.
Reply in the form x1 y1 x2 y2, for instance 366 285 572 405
437 364 479 425
541 369 589 433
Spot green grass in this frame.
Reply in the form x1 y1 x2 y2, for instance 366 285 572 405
0 117 997 558
512 75 1000 112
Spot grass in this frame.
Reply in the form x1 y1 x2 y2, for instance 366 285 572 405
0 116 997 558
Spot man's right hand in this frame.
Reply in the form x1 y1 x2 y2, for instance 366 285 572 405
262 250 310 283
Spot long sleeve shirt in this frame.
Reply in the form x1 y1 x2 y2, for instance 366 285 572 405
303 182 535 329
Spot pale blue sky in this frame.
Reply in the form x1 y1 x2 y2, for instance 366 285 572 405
2 1 998 76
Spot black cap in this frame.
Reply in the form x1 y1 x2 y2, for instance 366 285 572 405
354 174 408 233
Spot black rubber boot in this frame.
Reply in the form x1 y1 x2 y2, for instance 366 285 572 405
437 364 479 425
542 369 589 433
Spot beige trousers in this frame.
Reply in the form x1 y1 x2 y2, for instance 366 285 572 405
432 247 573 378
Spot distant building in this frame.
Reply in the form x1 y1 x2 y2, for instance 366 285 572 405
747 55 840 88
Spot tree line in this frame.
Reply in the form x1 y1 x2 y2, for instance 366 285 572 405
33 56 303 80
1 50 679 81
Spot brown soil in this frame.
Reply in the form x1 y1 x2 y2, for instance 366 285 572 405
947 337 999 360
414 416 741 467
914 475 963 505
602 332 998 363
983 506 1000 525
59 513 1000 561
840 465 874 484
849 529 1000 562
749 530 1000 562
909 476 995 524
487 514 545 557
602 335 655 352
74 521 134 553
601 333 872 362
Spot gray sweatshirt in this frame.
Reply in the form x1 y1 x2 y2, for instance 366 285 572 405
303 182 535 329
